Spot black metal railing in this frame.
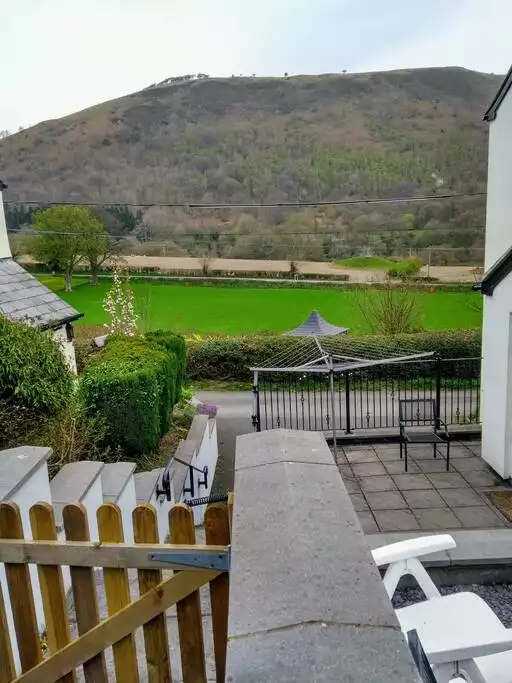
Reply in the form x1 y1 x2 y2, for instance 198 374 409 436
255 357 481 433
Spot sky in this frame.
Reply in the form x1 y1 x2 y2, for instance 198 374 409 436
1 0 511 132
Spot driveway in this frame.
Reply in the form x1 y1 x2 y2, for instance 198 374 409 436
197 391 253 494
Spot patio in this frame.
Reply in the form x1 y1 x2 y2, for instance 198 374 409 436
334 440 512 533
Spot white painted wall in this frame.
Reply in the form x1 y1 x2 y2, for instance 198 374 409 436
52 325 77 374
481 87 512 477
0 189 11 259
190 421 218 525
116 477 137 543
81 477 103 542
150 488 175 543
481 277 512 478
484 90 512 268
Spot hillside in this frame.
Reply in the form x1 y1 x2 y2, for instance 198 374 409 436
1 68 502 264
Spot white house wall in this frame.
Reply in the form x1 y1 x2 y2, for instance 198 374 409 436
481 86 512 478
485 88 512 268
52 325 77 374
0 190 11 259
481 275 512 478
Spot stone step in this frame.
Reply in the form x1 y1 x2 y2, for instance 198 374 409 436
101 462 137 504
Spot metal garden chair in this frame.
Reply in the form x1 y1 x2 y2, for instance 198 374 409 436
399 398 450 472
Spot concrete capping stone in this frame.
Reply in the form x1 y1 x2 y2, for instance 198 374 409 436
0 446 52 500
50 461 104 526
228 429 419 682
186 414 209 446
101 462 136 502
134 468 164 504
235 428 335 469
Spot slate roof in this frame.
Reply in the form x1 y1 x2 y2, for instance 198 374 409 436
284 310 348 336
473 245 512 296
483 65 512 121
0 258 82 329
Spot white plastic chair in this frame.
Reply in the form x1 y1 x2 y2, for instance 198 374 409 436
372 535 512 683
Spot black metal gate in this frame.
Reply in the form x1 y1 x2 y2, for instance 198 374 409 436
253 357 481 433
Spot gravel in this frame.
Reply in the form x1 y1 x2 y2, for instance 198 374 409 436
393 583 512 626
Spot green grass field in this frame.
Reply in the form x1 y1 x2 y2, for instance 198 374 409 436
40 276 482 335
335 256 397 269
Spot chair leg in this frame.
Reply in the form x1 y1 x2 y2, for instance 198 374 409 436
405 442 408 473
446 440 450 472
400 440 403 460
433 443 437 459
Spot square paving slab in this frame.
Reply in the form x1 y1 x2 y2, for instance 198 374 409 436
359 475 397 493
373 510 420 532
383 460 420 475
334 440 511 533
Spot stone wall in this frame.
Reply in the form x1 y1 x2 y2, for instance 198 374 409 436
228 429 420 682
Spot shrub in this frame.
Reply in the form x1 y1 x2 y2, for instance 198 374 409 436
355 285 421 335
0 316 72 413
0 399 44 450
80 336 178 457
31 394 113 477
388 257 423 279
186 329 481 382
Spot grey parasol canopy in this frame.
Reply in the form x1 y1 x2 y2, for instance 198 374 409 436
284 310 348 337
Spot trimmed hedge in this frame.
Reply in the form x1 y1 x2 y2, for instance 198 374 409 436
186 329 482 382
145 330 187 402
81 334 184 457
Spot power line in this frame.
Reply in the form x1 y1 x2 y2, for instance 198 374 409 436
2 191 487 209
7 225 486 238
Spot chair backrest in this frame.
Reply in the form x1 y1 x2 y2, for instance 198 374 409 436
399 398 437 425
407 630 440 683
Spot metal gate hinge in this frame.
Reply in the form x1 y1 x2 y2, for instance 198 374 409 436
148 549 231 572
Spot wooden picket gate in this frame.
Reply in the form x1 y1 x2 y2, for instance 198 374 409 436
0 496 233 683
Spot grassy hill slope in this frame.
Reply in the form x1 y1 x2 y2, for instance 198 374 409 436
1 68 502 263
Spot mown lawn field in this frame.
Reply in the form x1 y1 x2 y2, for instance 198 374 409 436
39 276 482 335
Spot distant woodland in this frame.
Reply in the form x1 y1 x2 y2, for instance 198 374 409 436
1 67 502 264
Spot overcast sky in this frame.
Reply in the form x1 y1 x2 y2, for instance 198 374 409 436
1 0 511 132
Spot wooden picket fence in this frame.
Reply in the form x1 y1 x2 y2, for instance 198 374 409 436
0 496 233 683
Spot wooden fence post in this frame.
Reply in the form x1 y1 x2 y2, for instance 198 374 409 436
97 503 139 683
133 504 172 683
0 502 41 673
0 581 15 683
170 503 207 683
205 504 230 683
30 502 76 683
63 503 107 683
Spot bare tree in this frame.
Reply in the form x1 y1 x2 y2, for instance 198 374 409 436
356 283 420 335
199 255 212 276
